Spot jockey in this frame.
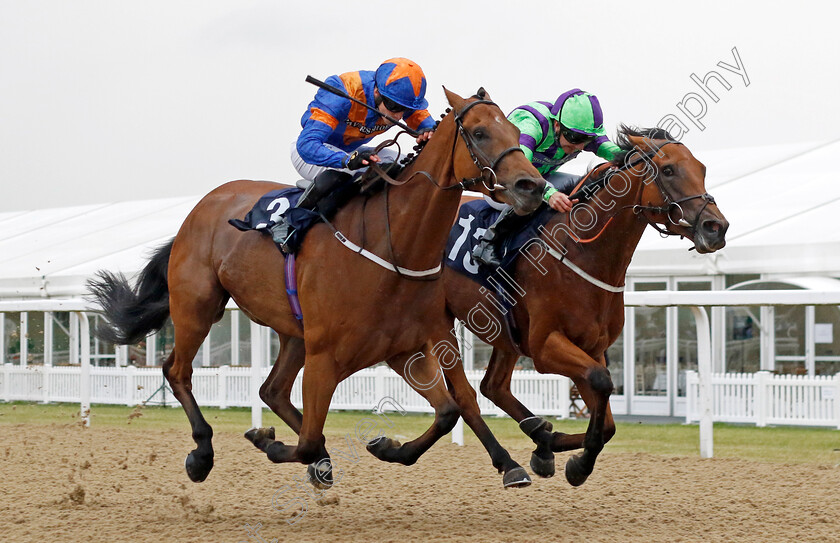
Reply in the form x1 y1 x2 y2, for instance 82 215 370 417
291 57 436 209
471 89 623 267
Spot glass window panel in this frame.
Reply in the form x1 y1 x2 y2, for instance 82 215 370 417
815 306 840 375
237 312 251 366
634 282 667 396
89 314 117 367
27 312 45 364
156 319 175 366
606 330 624 395
3 312 21 364
725 307 760 373
210 311 232 366
676 281 711 396
775 305 805 374
51 312 72 366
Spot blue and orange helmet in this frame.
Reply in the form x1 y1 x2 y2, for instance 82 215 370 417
374 57 428 111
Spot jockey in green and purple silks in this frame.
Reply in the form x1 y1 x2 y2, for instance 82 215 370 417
472 89 621 267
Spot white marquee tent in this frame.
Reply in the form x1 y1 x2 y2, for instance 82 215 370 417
2 139 838 298
2 139 840 419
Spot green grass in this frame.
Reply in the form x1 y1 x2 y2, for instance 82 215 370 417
1 402 838 465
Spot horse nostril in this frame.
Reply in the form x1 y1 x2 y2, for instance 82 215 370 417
702 220 727 239
514 178 540 196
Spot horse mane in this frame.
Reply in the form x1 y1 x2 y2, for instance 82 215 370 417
614 124 678 153
582 124 678 178
572 124 679 199
400 89 487 169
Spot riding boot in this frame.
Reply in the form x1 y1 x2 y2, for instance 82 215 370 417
471 207 515 267
297 169 352 210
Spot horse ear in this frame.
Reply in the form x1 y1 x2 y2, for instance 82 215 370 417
476 87 490 100
443 86 466 113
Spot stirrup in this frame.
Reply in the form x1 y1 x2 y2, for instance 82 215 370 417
471 241 501 268
269 220 294 253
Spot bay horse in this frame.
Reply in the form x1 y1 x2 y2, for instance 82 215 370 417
87 88 545 487
443 126 729 486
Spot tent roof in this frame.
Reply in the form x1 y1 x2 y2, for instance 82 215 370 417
1 139 838 298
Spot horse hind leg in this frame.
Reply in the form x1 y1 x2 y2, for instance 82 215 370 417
164 283 229 483
245 335 335 488
251 334 305 433
246 351 339 493
366 345 461 467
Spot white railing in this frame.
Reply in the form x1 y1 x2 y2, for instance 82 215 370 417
3 291 840 455
0 363 571 417
685 370 840 428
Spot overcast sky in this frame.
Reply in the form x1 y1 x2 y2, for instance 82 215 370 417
1 0 838 212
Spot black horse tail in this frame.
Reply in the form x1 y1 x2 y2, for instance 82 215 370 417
87 239 174 345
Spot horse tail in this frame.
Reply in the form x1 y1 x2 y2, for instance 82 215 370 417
87 239 174 345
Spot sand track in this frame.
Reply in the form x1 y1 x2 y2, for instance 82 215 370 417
0 423 837 542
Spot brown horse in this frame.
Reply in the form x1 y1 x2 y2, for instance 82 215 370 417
87 87 545 487
257 126 729 488
443 126 729 486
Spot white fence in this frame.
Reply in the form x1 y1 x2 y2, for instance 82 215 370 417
0 363 572 418
685 370 840 428
3 293 840 457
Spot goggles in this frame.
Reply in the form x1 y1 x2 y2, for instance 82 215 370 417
381 95 407 113
558 124 595 145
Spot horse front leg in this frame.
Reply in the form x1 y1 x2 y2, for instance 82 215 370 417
479 348 559 478
365 345 461 467
537 333 614 487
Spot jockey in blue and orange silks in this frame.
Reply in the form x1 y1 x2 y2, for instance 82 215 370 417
471 89 623 267
291 57 436 208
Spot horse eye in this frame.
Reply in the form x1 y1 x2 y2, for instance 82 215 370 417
662 165 674 176
472 128 485 140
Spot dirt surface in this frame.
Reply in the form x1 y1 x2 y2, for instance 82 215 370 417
0 423 838 543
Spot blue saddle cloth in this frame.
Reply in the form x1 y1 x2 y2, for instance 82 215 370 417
228 188 321 254
444 200 554 286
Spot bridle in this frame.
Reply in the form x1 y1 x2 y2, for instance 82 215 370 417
447 98 526 192
325 95 528 281
627 142 717 239
367 96 526 192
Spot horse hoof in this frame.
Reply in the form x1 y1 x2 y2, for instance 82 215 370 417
564 454 593 487
244 427 275 448
366 436 400 462
530 451 556 478
184 451 213 483
503 466 532 488
307 461 334 489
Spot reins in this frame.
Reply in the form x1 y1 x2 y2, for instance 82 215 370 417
327 96 522 280
542 141 718 291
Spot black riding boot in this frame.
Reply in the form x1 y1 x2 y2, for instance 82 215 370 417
297 169 353 210
471 207 515 267
268 170 352 252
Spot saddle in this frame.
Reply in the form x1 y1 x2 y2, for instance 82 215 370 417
228 163 400 254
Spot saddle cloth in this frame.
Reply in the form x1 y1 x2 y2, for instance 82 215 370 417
228 187 320 254
444 199 554 285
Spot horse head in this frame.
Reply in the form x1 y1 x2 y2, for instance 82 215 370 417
623 128 728 253
443 87 545 215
